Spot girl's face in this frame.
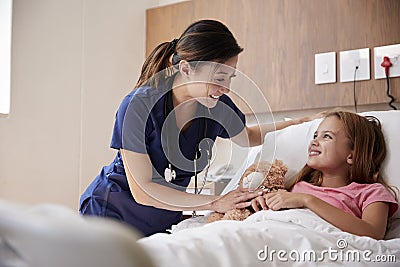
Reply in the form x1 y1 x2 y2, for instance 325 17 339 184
187 56 238 108
307 116 353 174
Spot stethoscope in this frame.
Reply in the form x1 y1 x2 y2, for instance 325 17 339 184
163 88 212 196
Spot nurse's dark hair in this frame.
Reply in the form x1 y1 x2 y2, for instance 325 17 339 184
134 19 243 88
289 110 398 199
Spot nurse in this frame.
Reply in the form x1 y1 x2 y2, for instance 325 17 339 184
80 19 320 237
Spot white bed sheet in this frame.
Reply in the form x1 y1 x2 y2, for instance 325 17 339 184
138 209 400 267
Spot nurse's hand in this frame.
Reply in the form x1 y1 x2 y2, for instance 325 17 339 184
211 188 263 213
292 110 327 124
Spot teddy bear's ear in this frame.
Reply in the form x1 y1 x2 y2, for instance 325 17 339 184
242 172 264 190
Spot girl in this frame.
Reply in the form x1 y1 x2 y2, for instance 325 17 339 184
251 111 398 240
80 19 321 237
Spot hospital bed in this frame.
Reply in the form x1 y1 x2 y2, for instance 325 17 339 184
0 110 399 267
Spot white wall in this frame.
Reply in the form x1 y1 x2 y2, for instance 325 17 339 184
80 0 157 200
0 0 158 210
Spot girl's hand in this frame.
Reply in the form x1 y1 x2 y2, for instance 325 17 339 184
251 195 269 212
264 190 310 211
251 189 293 212
212 188 263 213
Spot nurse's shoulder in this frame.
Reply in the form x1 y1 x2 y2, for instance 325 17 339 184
117 85 166 115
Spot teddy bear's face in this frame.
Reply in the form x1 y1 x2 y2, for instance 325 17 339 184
242 172 264 190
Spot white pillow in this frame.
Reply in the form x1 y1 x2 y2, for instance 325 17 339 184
258 118 321 187
258 110 400 218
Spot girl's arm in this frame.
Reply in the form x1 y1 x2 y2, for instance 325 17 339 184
304 196 389 240
259 191 389 240
232 111 326 147
121 149 261 212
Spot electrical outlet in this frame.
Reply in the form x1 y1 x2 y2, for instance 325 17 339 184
374 44 400 79
315 52 336 84
340 48 370 83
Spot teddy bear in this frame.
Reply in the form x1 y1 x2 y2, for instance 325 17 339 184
206 159 288 223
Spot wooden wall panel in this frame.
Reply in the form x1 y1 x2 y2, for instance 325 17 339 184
146 1 193 56
146 0 400 113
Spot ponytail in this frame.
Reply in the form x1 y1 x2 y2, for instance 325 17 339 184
134 40 176 89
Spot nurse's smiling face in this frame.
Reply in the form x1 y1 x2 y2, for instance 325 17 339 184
186 56 238 108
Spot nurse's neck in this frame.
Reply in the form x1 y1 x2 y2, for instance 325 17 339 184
171 74 198 110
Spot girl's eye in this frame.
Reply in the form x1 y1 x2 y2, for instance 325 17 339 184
215 78 225 82
323 134 332 139
313 133 318 139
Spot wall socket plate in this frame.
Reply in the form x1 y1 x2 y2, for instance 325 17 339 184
315 52 336 84
340 48 370 83
374 44 400 79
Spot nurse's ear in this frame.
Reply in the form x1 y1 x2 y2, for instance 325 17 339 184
178 60 193 78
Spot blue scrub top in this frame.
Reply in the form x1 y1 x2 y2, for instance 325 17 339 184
80 76 246 237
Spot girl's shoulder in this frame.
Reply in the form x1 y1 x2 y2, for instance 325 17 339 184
347 182 387 191
348 182 396 202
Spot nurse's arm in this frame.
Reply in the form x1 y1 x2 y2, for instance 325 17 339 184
231 111 326 147
120 149 261 212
